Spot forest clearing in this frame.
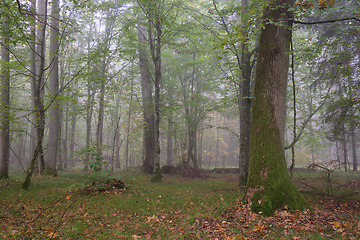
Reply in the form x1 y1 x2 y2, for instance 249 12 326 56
1 170 360 239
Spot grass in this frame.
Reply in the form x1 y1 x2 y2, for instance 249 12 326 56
0 169 359 239
0 170 241 239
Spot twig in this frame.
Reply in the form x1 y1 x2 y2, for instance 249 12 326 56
31 191 72 223
50 199 77 239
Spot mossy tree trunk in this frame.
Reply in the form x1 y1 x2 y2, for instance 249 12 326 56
246 0 308 216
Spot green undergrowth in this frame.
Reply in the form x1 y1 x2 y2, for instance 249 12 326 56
0 171 242 239
1 170 359 239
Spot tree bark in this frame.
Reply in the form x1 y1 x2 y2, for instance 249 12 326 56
138 23 155 174
125 76 134 169
166 119 173 166
246 0 308 216
45 0 60 176
148 12 162 169
34 0 46 173
351 129 358 171
0 18 10 179
23 0 48 189
69 112 76 166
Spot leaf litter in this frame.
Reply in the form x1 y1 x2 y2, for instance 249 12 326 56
1 175 360 239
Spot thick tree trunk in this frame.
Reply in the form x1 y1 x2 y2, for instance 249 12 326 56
0 19 10 179
138 23 155 174
45 0 60 176
246 0 308 216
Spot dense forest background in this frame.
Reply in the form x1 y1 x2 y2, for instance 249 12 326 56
0 0 359 180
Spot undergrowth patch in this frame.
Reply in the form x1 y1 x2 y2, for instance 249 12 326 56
0 170 359 239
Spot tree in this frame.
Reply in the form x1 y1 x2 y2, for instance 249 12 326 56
23 0 48 189
207 0 259 184
138 22 156 173
0 14 10 179
45 0 60 176
95 10 114 171
245 0 308 216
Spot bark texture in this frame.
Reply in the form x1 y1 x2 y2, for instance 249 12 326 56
246 0 308 216
0 19 10 179
45 0 60 176
138 23 155 174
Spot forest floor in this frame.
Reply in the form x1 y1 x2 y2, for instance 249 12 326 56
0 169 360 239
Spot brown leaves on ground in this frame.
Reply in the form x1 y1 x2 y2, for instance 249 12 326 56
192 198 360 239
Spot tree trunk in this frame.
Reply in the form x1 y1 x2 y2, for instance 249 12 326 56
148 16 162 169
23 0 47 188
96 73 106 171
246 0 308 216
125 76 134 169
238 23 253 184
197 119 203 168
0 18 10 179
63 104 69 168
69 112 76 167
112 97 121 169
351 129 358 171
114 129 121 169
138 23 155 174
166 119 173 166
45 0 60 176
35 0 46 173
343 139 348 171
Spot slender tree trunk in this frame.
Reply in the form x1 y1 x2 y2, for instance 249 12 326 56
197 119 203 168
138 23 155 174
69 112 76 166
351 129 358 171
63 104 69 168
114 130 121 169
23 0 47 189
343 139 348 171
166 120 173 166
112 97 121 169
29 0 38 172
96 75 106 171
0 18 10 179
34 0 47 173
148 16 162 168
125 77 134 169
336 140 341 169
84 15 94 170
45 0 60 176
246 0 308 215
